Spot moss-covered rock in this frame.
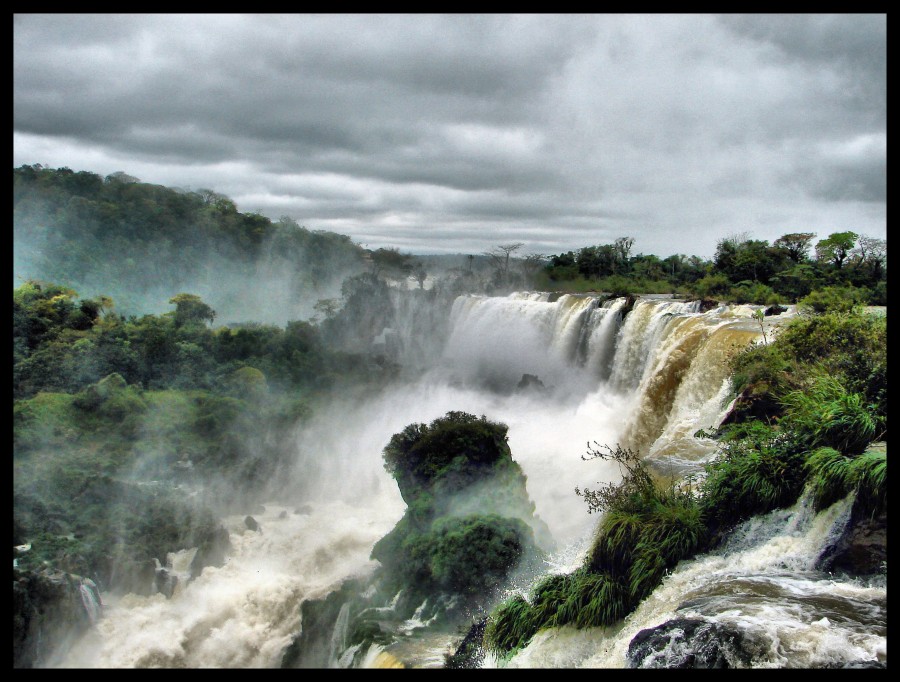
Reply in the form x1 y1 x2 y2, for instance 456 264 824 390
373 412 548 604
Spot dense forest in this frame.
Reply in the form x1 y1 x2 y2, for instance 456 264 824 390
13 166 887 668
534 230 886 307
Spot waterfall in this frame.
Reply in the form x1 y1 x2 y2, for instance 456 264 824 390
47 291 880 670
607 299 701 395
78 579 103 625
498 492 886 669
328 602 352 667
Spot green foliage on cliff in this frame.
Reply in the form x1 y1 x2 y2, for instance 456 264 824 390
13 280 397 400
14 165 366 318
697 423 807 535
372 412 546 604
729 309 886 425
12 279 401 589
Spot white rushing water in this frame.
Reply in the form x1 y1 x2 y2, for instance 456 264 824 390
50 292 872 669
496 493 886 668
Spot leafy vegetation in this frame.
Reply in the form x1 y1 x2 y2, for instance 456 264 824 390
13 276 404 589
372 412 545 606
535 229 885 305
14 165 369 322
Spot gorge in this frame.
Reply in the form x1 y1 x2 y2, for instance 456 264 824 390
23 291 886 669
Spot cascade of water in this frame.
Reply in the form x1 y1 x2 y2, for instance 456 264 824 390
546 295 597 368
328 602 352 667
78 580 103 625
501 493 885 669
617 314 750 460
644 322 761 467
441 294 565 391
581 297 627 380
607 299 701 395
48 292 857 670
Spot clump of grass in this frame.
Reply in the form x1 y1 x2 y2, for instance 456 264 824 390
557 569 629 629
483 568 631 657
483 444 709 657
581 443 707 592
698 421 807 537
804 447 853 511
780 373 884 456
805 445 887 516
849 449 887 517
483 593 540 657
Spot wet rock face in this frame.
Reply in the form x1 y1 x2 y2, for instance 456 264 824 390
816 510 887 576
280 577 368 669
445 618 487 669
155 567 179 599
189 525 232 580
13 567 102 668
627 618 753 669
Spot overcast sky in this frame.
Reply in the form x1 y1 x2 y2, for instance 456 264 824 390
13 14 886 259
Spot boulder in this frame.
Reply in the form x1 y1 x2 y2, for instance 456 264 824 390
817 509 887 576
189 525 232 580
627 617 753 669
13 567 102 668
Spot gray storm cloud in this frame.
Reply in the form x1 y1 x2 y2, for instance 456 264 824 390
14 13 885 259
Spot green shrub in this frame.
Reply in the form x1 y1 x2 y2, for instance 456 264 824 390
382 411 514 504
14 392 80 452
729 282 783 305
730 310 886 425
798 285 869 314
698 423 806 534
602 275 632 298
429 515 536 595
691 273 731 299
805 445 887 516
224 366 268 398
780 374 884 455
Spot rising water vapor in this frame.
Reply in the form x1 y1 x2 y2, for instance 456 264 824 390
50 291 824 668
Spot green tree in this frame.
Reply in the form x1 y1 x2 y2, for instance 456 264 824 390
168 293 216 329
369 247 413 279
816 231 858 270
849 235 887 283
773 232 817 264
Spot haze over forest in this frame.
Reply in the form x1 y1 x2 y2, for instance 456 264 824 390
12 14 887 670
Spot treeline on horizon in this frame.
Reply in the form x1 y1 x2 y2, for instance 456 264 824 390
15 165 888 317
13 164 373 322
535 230 886 307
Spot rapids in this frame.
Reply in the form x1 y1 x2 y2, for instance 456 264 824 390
47 292 882 669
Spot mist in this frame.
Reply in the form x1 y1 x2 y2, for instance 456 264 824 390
12 169 368 325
